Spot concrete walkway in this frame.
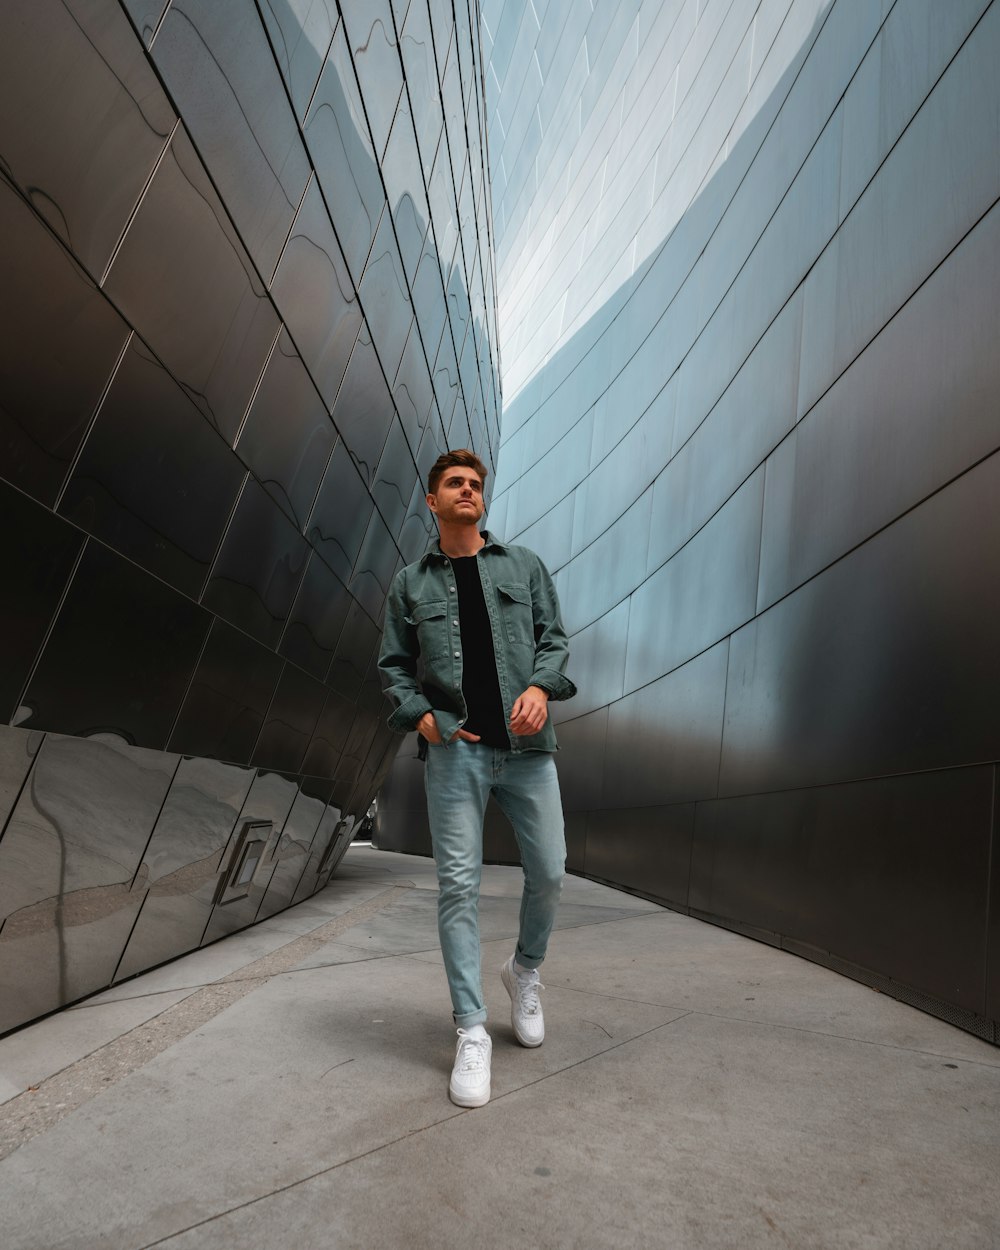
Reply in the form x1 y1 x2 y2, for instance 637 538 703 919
0 846 998 1249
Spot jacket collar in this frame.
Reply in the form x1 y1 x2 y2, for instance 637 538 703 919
419 531 508 565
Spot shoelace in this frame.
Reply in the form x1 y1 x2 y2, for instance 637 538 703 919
455 1031 490 1073
514 973 545 1016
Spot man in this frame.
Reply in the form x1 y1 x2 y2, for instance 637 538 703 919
378 449 576 1107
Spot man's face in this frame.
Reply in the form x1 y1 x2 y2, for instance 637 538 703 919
427 468 485 526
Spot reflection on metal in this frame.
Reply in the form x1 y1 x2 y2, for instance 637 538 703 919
0 0 500 1031
214 821 273 906
381 0 1000 1044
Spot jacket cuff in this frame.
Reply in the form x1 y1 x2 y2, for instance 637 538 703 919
387 692 433 733
530 669 577 701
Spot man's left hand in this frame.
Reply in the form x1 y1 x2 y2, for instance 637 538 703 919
510 685 549 736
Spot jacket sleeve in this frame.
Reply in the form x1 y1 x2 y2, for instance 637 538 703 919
526 555 577 701
378 569 433 733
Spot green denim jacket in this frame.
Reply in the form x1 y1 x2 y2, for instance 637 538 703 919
377 532 577 752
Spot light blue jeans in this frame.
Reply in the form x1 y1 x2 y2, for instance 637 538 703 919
425 742 566 1027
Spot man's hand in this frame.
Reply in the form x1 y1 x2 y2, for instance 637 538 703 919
416 712 481 744
509 685 549 736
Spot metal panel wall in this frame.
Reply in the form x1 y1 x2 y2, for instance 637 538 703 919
381 0 1000 1042
0 0 501 1032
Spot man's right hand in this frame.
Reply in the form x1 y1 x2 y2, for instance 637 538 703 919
416 713 480 744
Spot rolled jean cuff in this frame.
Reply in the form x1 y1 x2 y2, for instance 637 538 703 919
454 1007 488 1028
515 946 544 970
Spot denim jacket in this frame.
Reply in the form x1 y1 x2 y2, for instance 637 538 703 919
377 532 577 752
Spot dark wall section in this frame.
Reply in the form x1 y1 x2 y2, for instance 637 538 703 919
380 0 1000 1042
0 0 500 1033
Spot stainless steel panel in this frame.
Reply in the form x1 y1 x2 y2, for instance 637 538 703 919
201 768 299 943
723 451 1000 796
329 325 396 486
114 755 254 980
0 725 43 836
382 93 432 289
339 0 404 160
758 200 1000 611
586 804 695 908
605 641 728 809
168 619 283 765
691 767 993 1013
202 476 310 650
270 177 363 410
304 21 385 284
0 176 131 507
19 542 210 748
0 0 174 276
624 467 764 691
257 779 332 918
359 208 413 384
235 330 336 531
302 688 355 779
104 126 279 444
279 551 353 683
152 0 311 279
399 0 444 177
306 438 375 584
0 733 176 1030
251 664 327 774
260 0 339 122
60 337 246 598
0 481 85 722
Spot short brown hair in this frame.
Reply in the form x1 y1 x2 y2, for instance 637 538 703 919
427 449 489 496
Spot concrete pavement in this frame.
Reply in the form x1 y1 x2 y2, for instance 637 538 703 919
1 846 998 1249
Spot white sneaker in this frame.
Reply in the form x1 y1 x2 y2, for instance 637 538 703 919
501 956 545 1047
449 1029 492 1107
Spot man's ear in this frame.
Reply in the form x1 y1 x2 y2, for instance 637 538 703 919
426 492 437 514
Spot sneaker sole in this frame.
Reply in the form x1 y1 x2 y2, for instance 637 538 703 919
501 961 544 1047
449 1084 491 1108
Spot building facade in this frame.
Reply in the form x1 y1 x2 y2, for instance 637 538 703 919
0 0 501 1032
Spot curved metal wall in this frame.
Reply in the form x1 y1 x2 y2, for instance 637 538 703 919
0 0 501 1032
382 0 1000 1041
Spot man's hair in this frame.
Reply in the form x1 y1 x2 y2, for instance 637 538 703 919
427 449 489 496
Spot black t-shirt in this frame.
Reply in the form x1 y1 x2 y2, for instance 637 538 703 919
450 555 509 749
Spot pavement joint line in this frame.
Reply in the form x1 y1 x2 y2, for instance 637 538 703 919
547 981 1000 1068
138 1012 694 1249
0 885 412 1162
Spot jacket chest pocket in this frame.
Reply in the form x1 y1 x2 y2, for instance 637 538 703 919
405 598 449 659
496 582 534 646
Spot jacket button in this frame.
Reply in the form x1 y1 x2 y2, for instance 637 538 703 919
453 651 460 658
448 586 455 592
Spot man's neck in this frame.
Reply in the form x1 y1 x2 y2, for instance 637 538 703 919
438 524 486 558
